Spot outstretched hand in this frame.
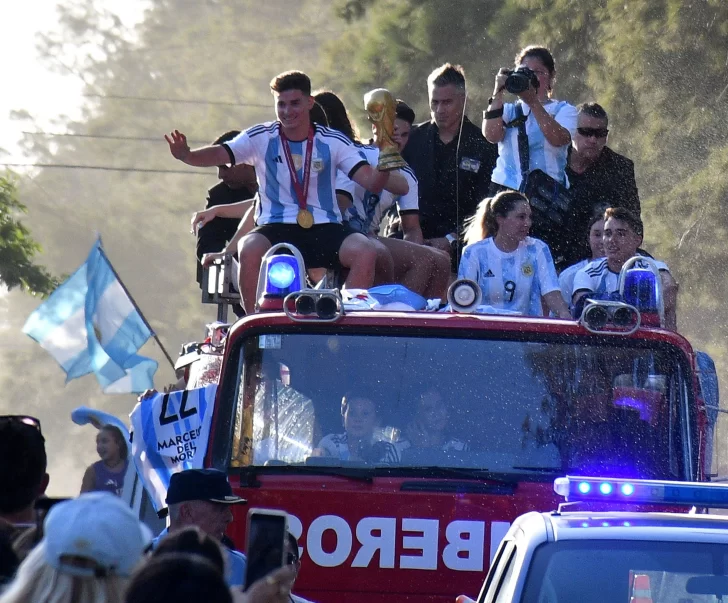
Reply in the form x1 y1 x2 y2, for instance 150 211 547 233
165 130 190 161
191 208 216 234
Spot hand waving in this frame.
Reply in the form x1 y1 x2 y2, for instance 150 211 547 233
165 130 190 161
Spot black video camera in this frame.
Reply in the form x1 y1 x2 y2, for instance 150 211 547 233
504 66 540 94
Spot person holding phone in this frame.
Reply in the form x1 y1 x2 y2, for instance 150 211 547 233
153 469 247 587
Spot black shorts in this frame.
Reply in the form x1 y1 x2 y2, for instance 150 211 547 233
252 223 359 269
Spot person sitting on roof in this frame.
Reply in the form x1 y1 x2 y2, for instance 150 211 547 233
572 207 678 330
313 389 400 464
458 190 571 318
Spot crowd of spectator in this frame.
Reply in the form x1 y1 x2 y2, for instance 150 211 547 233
170 43 675 329
0 415 311 602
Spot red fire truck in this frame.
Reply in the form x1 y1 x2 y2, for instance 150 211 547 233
198 250 719 602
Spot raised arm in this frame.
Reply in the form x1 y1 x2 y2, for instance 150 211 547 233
165 130 230 167
483 68 509 143
351 165 409 196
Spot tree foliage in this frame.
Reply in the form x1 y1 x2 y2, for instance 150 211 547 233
0 173 58 296
6 0 728 491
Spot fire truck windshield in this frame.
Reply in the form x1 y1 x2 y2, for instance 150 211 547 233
224 332 691 480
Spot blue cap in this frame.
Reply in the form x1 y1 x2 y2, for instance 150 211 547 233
165 469 246 505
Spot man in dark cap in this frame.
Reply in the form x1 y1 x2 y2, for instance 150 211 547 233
153 468 247 586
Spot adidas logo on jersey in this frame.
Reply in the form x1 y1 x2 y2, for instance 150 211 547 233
484 269 495 278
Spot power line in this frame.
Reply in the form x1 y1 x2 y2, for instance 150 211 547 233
1 163 210 175
22 131 210 145
84 93 270 108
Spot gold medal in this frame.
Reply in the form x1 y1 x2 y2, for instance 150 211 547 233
296 209 314 229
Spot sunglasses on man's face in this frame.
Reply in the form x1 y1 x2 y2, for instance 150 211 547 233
286 552 298 565
577 127 609 139
0 415 43 435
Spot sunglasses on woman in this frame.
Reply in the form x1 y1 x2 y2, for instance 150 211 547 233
577 127 609 139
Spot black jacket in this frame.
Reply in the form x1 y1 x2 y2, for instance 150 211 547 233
402 118 497 239
195 181 255 284
562 146 641 266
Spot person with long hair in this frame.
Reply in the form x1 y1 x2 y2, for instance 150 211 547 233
80 424 129 496
484 45 577 194
0 493 149 603
459 191 570 318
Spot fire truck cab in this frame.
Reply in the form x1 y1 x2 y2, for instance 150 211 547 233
193 246 720 602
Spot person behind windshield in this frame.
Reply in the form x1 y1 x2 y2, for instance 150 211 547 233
398 389 468 456
484 45 577 194
459 191 571 318
558 212 605 308
313 390 400 463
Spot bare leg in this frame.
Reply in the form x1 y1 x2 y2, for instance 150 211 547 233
237 233 272 314
378 237 450 299
338 233 376 289
371 236 395 285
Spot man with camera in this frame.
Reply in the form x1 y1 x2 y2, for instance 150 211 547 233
560 102 641 267
402 63 497 272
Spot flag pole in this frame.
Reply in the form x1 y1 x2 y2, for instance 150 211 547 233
96 239 176 370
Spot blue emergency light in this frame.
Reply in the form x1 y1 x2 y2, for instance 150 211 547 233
622 269 658 313
256 244 307 311
554 476 728 508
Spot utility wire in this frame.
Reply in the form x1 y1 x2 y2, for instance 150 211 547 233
22 131 210 145
84 93 269 108
1 163 210 175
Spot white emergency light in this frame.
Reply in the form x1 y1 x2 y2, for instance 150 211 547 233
447 279 482 313
255 244 306 312
554 475 728 509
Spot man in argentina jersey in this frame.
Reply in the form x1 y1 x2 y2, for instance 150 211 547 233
337 135 451 299
572 207 678 329
458 236 562 316
166 70 408 313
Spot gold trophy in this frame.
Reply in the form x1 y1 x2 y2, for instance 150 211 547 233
364 88 407 171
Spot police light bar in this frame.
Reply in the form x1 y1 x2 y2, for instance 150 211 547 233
554 476 728 508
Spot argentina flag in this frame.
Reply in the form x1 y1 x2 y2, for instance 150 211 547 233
22 239 158 393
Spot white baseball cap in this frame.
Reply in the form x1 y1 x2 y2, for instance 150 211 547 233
44 491 152 577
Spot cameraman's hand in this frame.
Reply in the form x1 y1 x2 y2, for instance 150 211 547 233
493 68 509 97
516 82 538 107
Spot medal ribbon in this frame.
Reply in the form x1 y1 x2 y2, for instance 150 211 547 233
280 126 314 212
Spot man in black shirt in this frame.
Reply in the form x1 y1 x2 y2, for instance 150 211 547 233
194 130 257 286
562 103 640 267
402 64 498 269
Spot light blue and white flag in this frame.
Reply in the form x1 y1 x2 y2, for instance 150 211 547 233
22 239 157 393
129 384 217 511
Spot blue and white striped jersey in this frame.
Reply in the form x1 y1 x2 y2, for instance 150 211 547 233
336 145 419 235
458 236 560 316
223 122 368 226
572 257 669 300
490 99 578 191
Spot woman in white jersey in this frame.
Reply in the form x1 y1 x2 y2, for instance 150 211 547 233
483 46 577 194
459 191 571 318
558 212 606 308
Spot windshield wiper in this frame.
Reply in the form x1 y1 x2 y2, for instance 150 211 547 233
391 466 519 485
511 465 577 474
239 464 374 485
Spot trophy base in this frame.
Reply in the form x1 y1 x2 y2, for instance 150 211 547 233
377 150 407 172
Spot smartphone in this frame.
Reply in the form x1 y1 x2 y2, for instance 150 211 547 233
34 497 70 542
243 508 288 590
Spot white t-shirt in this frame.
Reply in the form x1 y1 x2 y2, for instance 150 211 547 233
336 145 419 235
224 122 368 226
573 257 669 300
316 432 400 463
458 236 560 316
558 259 589 306
490 99 578 190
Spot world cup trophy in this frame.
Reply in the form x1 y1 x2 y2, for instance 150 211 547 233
364 88 407 171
